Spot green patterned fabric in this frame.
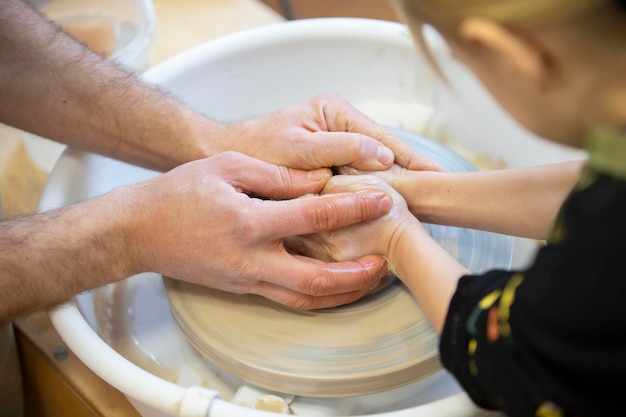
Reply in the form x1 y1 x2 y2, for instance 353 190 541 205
549 127 626 244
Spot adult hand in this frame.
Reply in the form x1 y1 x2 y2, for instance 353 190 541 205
0 2 441 175
123 152 394 309
226 93 442 172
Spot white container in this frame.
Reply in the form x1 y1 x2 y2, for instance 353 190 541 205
41 18 583 417
22 0 157 173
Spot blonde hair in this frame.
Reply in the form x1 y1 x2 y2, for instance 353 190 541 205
392 0 617 79
393 0 610 27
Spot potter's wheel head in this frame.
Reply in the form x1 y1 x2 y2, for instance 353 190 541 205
165 129 513 398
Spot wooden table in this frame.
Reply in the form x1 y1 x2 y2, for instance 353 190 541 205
2 1 282 415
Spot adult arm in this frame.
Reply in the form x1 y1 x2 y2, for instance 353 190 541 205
342 161 583 240
0 152 394 323
0 0 437 172
0 0 213 171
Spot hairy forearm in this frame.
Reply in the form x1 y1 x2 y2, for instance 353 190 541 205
0 0 219 171
0 190 139 322
398 161 583 240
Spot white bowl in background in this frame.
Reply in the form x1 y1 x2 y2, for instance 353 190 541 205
22 0 156 172
29 0 157 70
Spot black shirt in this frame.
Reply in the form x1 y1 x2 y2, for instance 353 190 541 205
439 128 626 417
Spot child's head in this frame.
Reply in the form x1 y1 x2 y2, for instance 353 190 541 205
393 0 626 147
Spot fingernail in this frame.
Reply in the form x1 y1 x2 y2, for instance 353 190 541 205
360 191 393 212
368 280 381 291
380 257 391 276
378 195 393 213
377 146 395 165
307 168 331 181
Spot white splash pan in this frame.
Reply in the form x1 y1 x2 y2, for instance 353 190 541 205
42 18 583 417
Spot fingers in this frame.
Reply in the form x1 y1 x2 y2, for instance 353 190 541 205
255 284 369 310
311 131 396 170
253 254 388 310
318 175 406 208
284 235 333 262
212 151 332 199
313 93 443 171
321 174 387 195
370 130 444 172
260 190 392 238
315 131 443 172
336 165 397 185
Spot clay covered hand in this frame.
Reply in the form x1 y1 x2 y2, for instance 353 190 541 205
336 163 413 200
286 174 426 275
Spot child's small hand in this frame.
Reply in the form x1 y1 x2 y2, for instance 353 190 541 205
336 163 404 187
287 174 420 273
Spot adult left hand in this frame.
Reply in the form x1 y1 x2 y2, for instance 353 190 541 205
224 92 443 172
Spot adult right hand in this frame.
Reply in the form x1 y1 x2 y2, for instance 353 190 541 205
120 152 393 310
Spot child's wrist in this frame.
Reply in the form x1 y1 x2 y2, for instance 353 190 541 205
386 217 425 273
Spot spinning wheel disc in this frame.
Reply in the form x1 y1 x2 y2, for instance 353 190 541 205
165 278 439 397
165 129 513 398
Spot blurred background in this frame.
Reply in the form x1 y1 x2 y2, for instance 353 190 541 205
260 0 398 21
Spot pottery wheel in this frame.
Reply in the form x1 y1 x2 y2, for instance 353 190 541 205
164 129 513 398
165 276 439 397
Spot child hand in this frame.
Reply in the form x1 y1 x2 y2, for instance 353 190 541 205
286 174 422 274
337 163 406 189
